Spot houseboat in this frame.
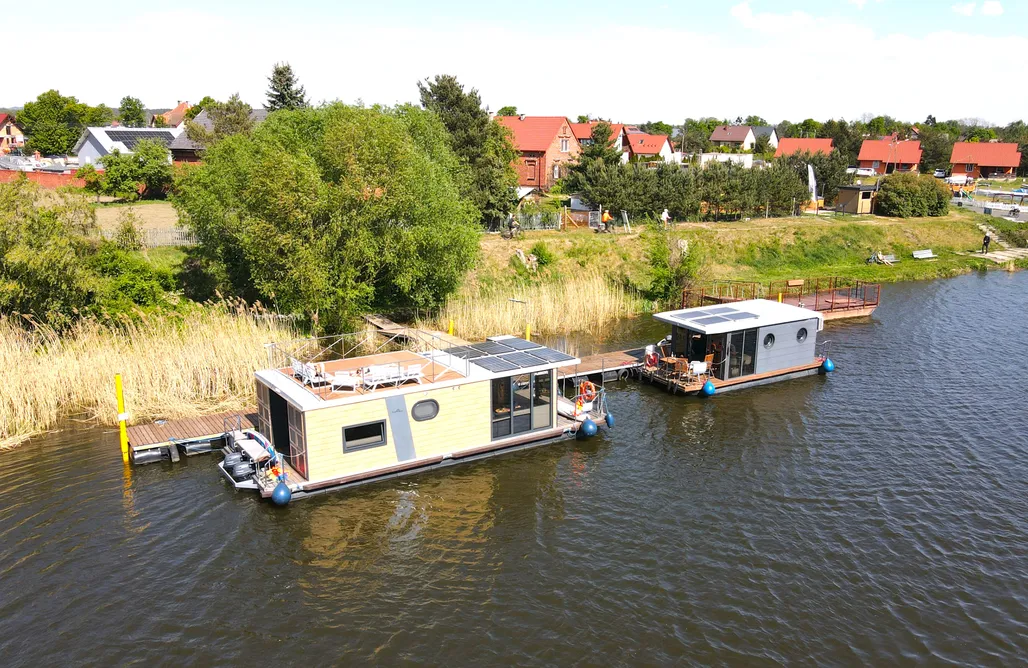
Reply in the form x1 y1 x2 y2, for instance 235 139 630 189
642 299 834 395
219 335 611 504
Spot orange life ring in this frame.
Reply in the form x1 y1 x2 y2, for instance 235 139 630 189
645 352 658 367
579 381 598 402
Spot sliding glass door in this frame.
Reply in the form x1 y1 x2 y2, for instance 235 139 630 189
728 329 758 379
491 371 553 440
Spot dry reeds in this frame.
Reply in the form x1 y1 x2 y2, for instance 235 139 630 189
0 304 294 449
432 275 641 341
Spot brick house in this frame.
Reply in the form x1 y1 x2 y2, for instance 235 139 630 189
0 113 25 153
949 142 1022 179
774 138 834 158
857 137 923 175
496 115 580 191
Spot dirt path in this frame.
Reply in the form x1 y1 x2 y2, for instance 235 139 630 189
94 202 179 231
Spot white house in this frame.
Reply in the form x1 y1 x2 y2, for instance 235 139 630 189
699 152 754 168
708 125 778 151
73 127 183 166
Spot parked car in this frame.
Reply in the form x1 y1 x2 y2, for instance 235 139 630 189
933 169 947 178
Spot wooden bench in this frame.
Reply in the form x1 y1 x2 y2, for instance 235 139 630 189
912 249 938 260
881 254 897 263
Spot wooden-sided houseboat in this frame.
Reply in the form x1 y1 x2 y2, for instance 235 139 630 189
643 299 834 396
219 334 611 504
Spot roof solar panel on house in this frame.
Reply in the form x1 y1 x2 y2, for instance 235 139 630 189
497 351 547 368
725 311 757 320
470 340 515 355
106 130 176 149
694 315 730 325
471 356 519 373
443 346 488 359
705 306 736 315
498 337 542 351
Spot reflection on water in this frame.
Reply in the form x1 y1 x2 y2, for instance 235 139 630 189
2 271 1028 664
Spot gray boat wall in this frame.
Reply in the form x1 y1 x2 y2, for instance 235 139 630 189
754 317 820 374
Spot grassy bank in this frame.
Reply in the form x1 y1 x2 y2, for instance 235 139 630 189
441 209 1000 337
0 304 293 449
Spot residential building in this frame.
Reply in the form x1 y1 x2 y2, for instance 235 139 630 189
949 142 1022 179
149 101 191 128
751 126 779 149
0 113 25 153
570 121 628 162
709 125 755 150
167 109 268 163
496 115 580 192
775 138 834 158
699 153 754 169
625 132 679 163
857 137 923 175
73 127 184 166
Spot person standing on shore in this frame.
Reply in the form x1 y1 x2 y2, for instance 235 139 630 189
982 233 991 254
661 208 671 229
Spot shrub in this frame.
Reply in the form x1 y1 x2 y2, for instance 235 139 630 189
530 241 556 267
114 209 144 251
875 173 950 217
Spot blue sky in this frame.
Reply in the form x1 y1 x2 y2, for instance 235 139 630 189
14 1 1028 124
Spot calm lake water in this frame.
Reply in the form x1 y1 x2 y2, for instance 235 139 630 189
2 271 1027 665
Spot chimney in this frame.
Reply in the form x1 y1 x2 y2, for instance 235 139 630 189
519 114 525 121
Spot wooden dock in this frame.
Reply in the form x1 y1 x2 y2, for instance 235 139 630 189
127 410 256 453
363 314 468 348
561 348 645 382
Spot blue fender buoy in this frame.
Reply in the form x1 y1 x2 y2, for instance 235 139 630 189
579 418 598 438
271 482 292 506
605 413 615 429
821 358 835 374
701 380 716 397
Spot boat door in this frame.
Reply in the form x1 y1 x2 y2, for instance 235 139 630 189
706 334 728 380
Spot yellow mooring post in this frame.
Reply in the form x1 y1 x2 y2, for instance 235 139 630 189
525 323 532 342
778 293 783 303
115 373 129 464
448 319 454 337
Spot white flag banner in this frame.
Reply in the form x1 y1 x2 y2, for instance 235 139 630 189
807 164 817 203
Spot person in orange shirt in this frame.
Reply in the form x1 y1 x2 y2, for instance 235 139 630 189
601 209 613 231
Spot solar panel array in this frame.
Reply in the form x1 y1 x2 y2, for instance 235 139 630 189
674 305 758 327
106 130 177 149
443 337 575 374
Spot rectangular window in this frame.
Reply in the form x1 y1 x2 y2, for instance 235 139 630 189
728 329 758 378
343 420 387 452
872 160 880 169
966 163 974 172
560 138 569 152
512 374 532 434
553 164 560 180
742 328 757 376
287 404 307 479
526 160 537 182
532 371 552 429
256 382 272 438
492 377 512 439
861 191 871 200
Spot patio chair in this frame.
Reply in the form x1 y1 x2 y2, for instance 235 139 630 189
327 370 361 392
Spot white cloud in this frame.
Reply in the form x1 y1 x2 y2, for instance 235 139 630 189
982 1 1004 15
8 6 1028 126
952 3 976 16
848 0 884 9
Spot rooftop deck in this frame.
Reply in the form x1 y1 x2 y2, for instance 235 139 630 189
281 349 466 401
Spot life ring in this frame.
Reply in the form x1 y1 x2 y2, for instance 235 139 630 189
645 352 658 367
579 381 598 402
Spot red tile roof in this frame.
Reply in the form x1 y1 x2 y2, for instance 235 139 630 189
858 138 922 164
155 101 191 127
570 121 625 143
496 116 574 152
710 125 752 142
949 142 1021 168
774 138 834 158
0 113 9 125
628 133 671 156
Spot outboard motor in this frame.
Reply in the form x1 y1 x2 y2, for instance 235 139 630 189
223 452 244 468
230 462 254 482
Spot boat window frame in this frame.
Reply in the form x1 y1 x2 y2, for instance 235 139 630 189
342 420 388 453
763 333 775 349
796 327 808 343
411 399 440 422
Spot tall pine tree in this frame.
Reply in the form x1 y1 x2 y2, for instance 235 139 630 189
265 63 308 111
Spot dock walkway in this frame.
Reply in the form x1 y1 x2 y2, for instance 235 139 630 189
363 314 468 348
561 348 645 383
127 410 255 454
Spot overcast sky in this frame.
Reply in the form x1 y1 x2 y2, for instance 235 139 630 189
12 0 1027 125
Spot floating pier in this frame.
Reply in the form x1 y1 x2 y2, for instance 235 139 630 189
126 411 256 464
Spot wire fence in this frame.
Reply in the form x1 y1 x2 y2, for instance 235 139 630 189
100 227 197 247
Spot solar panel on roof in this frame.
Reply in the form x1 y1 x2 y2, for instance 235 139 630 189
498 337 542 351
529 347 576 363
106 130 176 150
694 315 730 325
470 340 515 355
498 351 546 368
471 356 519 373
704 306 736 315
685 310 712 317
725 311 757 320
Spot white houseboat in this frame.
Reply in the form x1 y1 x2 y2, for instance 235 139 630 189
219 334 611 504
642 299 834 395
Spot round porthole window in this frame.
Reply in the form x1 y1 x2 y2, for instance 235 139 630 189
796 327 808 343
763 333 775 349
411 399 439 421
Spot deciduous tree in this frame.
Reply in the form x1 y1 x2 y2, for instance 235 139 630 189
17 90 89 155
496 105 518 116
185 94 255 148
118 96 146 127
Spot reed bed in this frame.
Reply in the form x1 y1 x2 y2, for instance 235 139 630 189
432 275 642 341
0 304 294 449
